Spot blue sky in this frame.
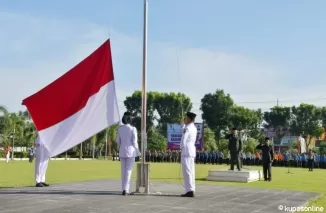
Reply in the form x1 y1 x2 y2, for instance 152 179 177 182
1 0 326 120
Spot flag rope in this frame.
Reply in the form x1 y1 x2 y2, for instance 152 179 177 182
171 3 186 190
108 0 115 39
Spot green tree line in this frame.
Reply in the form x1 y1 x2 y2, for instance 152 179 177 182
1 89 326 157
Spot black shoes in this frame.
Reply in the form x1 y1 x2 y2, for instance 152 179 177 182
35 182 50 187
35 183 43 187
122 190 130 196
181 191 195 197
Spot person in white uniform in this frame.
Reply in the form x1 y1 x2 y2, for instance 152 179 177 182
35 135 50 187
117 112 140 195
180 112 197 197
5 146 11 163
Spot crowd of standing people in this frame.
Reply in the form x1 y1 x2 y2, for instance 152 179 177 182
112 148 326 170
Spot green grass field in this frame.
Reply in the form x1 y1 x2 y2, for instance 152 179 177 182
1 160 325 210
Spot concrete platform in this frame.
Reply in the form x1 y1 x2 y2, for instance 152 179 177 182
0 179 319 213
206 168 263 183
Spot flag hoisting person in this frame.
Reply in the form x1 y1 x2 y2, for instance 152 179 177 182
35 135 50 187
117 112 140 195
180 112 197 197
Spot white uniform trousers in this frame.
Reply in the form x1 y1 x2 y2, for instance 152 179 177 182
5 152 10 163
181 156 195 192
120 157 135 193
35 143 49 184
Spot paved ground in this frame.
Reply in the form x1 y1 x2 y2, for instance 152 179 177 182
0 180 319 213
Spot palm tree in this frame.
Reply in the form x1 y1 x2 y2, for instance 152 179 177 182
95 124 118 160
90 135 97 159
0 105 8 146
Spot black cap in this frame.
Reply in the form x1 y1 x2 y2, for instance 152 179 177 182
186 112 196 120
124 112 132 116
122 112 132 125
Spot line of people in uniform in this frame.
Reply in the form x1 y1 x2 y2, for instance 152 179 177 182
118 149 326 170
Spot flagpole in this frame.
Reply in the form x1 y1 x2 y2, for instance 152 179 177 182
139 0 148 193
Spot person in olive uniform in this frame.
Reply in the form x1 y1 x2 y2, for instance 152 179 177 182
256 137 274 181
226 127 242 171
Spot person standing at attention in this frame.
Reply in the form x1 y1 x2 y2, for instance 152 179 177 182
307 149 315 171
28 145 35 163
117 112 140 195
256 137 274 181
35 135 50 187
180 112 197 197
226 127 242 171
5 145 11 163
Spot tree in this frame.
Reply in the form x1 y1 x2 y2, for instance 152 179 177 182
94 124 119 159
0 106 8 138
320 107 326 131
155 92 192 134
318 142 326 155
147 127 167 151
200 89 234 144
243 138 259 153
23 121 37 146
124 91 158 132
229 106 261 131
218 139 229 155
263 106 292 143
203 128 217 151
291 104 323 150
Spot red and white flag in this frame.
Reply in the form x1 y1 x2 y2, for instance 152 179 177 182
22 40 120 157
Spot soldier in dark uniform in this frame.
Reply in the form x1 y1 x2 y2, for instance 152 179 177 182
178 150 181 163
196 150 200 164
256 137 274 181
172 150 176 162
226 127 242 171
166 150 171 162
145 150 150 162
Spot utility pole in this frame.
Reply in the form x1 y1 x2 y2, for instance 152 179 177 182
277 98 279 107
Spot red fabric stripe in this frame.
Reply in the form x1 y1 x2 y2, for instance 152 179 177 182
22 39 114 131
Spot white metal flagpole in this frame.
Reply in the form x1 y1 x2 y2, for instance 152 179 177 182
140 0 148 193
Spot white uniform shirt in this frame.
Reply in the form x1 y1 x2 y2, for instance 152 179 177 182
117 124 139 158
35 136 41 148
299 137 307 154
180 123 197 157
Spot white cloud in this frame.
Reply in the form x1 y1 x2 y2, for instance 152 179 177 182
1 11 326 124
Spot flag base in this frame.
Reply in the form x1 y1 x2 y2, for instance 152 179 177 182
135 163 150 194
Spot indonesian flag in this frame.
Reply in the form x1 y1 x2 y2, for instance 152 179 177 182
22 40 120 157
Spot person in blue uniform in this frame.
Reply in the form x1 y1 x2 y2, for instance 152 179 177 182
28 146 35 163
212 151 217 165
203 151 208 164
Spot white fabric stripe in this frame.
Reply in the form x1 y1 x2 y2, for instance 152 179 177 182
39 81 120 157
